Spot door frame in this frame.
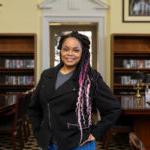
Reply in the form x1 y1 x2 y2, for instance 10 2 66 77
41 16 106 78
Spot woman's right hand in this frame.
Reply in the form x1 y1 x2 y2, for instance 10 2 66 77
80 134 95 146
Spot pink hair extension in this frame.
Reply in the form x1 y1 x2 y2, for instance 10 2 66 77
76 60 92 143
85 77 92 126
79 62 88 84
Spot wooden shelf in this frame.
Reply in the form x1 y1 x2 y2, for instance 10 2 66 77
114 68 150 73
114 84 134 90
0 51 34 54
0 34 36 94
0 84 34 90
114 83 134 87
0 68 34 73
112 34 150 53
114 52 150 55
111 34 150 98
0 34 35 53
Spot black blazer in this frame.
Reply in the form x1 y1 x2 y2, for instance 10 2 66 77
28 64 121 150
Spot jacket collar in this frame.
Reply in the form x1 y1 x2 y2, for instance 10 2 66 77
47 63 79 81
46 63 79 102
47 63 63 79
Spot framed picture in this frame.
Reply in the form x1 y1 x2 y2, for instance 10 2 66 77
123 0 150 22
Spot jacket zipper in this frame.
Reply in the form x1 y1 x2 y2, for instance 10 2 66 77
67 122 79 128
47 103 51 128
67 122 89 129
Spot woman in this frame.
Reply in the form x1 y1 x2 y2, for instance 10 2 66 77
28 31 121 150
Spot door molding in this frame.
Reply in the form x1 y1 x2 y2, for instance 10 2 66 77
38 0 109 79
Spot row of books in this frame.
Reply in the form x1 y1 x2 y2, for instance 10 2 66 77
5 76 34 85
121 76 139 85
123 59 150 69
121 95 145 108
4 59 34 68
2 95 17 105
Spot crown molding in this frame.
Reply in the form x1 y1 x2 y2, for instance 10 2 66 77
38 0 109 9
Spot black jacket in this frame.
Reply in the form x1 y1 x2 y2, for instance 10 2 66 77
28 64 121 150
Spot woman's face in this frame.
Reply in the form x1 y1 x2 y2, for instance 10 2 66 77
60 37 82 68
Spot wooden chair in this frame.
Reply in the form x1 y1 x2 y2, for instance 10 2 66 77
0 94 25 150
129 132 145 150
102 125 131 150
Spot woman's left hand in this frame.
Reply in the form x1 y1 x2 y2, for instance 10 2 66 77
88 134 95 141
80 134 95 146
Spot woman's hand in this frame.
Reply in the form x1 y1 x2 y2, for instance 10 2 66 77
80 134 95 146
88 134 95 141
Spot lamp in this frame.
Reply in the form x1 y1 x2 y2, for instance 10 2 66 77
132 71 144 106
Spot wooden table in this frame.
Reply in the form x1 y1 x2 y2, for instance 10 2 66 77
122 106 150 150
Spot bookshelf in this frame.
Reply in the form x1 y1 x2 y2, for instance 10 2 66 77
111 34 150 106
0 33 36 94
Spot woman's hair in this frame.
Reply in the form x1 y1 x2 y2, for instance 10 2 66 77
57 31 93 142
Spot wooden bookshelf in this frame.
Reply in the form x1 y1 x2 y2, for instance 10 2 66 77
111 34 150 102
0 33 36 94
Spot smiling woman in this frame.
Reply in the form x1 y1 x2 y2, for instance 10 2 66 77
54 31 92 67
60 37 82 73
28 31 121 150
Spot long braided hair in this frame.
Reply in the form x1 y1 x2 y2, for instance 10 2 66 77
57 31 93 142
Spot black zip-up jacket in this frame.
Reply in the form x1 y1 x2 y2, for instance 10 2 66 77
28 64 121 150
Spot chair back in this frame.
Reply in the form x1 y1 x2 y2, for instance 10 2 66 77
129 132 145 150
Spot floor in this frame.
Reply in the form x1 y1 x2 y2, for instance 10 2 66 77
0 130 132 150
